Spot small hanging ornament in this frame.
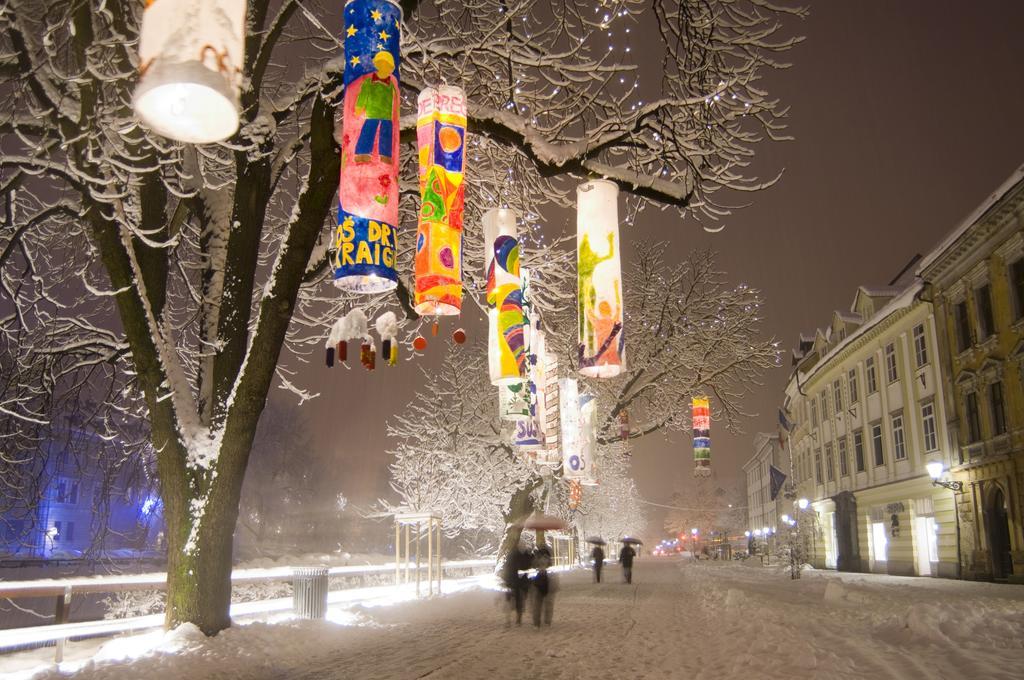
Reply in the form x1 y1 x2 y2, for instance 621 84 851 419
452 328 466 344
431 321 439 337
326 308 370 370
375 312 399 367
413 335 428 351
361 341 375 371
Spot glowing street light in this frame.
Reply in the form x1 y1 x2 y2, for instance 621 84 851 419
797 497 810 510
926 461 964 492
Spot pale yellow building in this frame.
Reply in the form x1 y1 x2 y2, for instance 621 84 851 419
783 279 959 578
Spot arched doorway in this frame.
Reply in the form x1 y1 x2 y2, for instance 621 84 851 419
985 486 1013 580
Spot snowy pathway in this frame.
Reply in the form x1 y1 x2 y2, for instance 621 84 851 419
14 559 1024 680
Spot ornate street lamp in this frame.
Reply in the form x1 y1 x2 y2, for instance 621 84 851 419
926 461 964 492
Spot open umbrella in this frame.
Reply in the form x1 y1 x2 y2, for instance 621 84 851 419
621 537 643 545
518 512 567 531
585 536 606 545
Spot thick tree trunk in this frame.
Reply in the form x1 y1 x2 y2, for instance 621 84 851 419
164 504 236 635
496 482 538 569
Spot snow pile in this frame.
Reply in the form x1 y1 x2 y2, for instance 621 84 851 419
7 561 1024 680
899 602 953 643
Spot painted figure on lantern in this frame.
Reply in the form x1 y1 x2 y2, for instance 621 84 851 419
334 0 402 293
415 86 467 315
354 51 397 166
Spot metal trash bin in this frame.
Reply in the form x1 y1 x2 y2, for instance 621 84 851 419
292 567 329 619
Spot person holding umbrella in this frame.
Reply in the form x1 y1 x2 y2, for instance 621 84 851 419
587 537 606 582
619 537 641 584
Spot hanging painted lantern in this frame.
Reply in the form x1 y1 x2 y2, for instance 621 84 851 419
536 351 561 466
333 0 402 293
692 396 711 477
501 268 536 421
500 382 532 420
415 86 467 315
577 180 625 378
483 209 525 385
579 393 599 486
133 0 246 143
560 378 586 479
568 480 583 510
619 409 630 441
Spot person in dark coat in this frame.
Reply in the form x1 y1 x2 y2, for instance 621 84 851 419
531 544 557 627
619 543 636 584
501 544 532 626
592 544 605 582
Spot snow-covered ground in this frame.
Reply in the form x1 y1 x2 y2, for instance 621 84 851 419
5 559 1024 679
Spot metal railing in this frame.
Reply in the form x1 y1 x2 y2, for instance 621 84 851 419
0 559 495 661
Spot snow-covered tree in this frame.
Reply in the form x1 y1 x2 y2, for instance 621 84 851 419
570 442 646 544
663 483 744 540
389 245 776 564
384 344 535 535
0 0 802 633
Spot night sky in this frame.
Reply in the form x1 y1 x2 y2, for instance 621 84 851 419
287 1 1024 534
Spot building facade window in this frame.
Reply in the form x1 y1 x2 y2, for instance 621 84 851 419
833 379 843 412
885 343 898 383
990 381 1007 436
1010 257 1024 320
814 451 822 484
954 300 972 352
55 478 79 505
51 521 74 543
913 323 928 367
866 357 878 394
838 437 849 477
821 392 830 419
810 399 818 427
965 392 982 443
848 369 858 403
921 402 938 452
871 423 885 466
825 444 835 482
975 284 995 339
854 431 865 472
891 413 906 460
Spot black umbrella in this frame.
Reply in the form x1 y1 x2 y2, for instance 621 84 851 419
621 537 643 545
585 536 606 545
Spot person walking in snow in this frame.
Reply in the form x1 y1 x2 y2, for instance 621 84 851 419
619 543 636 584
531 544 557 627
502 543 531 626
592 544 605 583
